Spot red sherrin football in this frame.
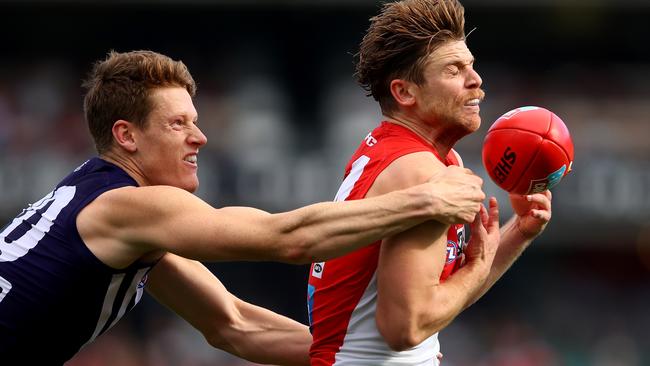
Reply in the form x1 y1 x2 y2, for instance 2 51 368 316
482 106 574 195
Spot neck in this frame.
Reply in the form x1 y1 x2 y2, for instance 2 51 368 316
383 112 466 159
99 150 148 187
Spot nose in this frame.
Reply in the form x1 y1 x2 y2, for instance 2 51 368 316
466 67 483 89
189 124 208 146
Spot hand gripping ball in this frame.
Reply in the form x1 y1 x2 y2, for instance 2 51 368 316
482 106 574 195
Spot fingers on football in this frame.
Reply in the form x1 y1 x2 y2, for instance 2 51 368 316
530 209 551 222
528 192 552 211
545 190 552 200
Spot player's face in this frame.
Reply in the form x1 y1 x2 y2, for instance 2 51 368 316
415 40 484 133
134 86 207 192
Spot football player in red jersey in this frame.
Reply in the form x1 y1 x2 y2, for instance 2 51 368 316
307 1 552 365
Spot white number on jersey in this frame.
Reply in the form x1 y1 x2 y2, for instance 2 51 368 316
0 186 75 263
0 186 75 304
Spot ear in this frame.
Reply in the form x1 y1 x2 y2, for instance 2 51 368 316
111 120 138 153
389 79 417 108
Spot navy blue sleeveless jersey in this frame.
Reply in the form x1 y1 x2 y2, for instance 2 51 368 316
0 157 156 364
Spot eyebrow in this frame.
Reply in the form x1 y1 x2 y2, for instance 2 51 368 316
170 114 199 124
445 57 475 67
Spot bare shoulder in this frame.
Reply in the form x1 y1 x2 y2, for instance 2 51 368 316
369 151 446 197
87 185 206 220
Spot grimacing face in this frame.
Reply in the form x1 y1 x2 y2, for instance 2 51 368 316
414 40 484 134
131 87 207 192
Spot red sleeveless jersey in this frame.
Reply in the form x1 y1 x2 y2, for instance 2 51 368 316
307 122 465 366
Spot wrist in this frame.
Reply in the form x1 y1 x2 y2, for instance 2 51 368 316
512 217 537 242
405 184 440 220
501 218 535 254
462 256 491 282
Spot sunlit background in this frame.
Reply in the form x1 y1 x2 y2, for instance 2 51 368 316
1 0 649 365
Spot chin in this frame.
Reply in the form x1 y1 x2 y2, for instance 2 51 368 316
457 119 480 135
471 119 482 132
178 177 200 193
186 182 200 193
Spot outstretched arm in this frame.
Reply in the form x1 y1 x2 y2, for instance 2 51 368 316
78 165 484 267
146 253 311 366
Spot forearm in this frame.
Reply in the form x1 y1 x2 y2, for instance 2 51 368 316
378 260 490 350
271 185 436 264
420 259 491 335
214 299 311 366
147 255 311 366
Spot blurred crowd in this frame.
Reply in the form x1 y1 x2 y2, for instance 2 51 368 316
1 1 650 365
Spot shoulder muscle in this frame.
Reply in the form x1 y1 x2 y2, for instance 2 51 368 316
369 151 446 198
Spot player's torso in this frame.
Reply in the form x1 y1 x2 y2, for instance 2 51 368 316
0 157 155 363
307 122 465 366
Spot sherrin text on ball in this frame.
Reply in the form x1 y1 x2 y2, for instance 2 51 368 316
482 106 574 195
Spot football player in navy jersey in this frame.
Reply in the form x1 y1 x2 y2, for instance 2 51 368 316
0 50 486 365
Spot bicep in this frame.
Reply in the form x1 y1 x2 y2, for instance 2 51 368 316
368 152 452 341
376 220 449 324
150 204 279 261
103 186 285 261
370 151 451 302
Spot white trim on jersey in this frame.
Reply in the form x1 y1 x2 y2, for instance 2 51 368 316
450 148 464 168
108 267 149 331
86 273 126 345
83 267 150 347
0 275 11 303
334 155 370 202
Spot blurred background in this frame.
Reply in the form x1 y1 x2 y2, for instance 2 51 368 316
1 0 649 365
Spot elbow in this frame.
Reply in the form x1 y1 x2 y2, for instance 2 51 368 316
203 317 249 357
202 307 244 353
203 324 230 351
291 239 318 265
277 230 320 265
276 238 312 265
267 215 317 265
384 334 421 352
376 320 424 352
376 307 447 352
375 312 426 352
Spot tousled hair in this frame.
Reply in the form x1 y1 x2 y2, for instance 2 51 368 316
355 0 466 113
82 50 196 153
